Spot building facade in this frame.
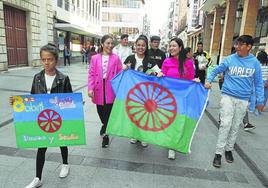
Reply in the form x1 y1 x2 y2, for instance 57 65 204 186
201 0 268 64
0 0 53 71
101 0 145 40
159 0 177 50
176 0 188 47
186 0 204 52
0 0 103 71
53 0 102 57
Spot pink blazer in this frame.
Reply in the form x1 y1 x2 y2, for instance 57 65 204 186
88 53 122 105
162 57 195 80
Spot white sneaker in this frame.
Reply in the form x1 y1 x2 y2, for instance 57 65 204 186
168 149 176 160
141 142 148 147
130 138 137 144
24 177 42 188
59 164 70 178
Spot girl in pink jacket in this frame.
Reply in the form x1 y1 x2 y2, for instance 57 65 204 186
161 37 196 160
88 35 122 148
162 40 195 80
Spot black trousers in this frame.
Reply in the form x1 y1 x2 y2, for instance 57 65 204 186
96 79 113 134
64 56 70 66
96 104 113 134
197 70 206 84
36 147 68 179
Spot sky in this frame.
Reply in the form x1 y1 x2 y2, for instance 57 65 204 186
145 0 171 35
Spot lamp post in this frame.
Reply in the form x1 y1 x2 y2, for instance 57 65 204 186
258 6 267 37
220 15 225 25
236 4 243 19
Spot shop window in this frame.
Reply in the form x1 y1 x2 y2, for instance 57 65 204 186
71 33 82 52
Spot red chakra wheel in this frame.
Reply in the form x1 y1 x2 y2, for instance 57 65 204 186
37 109 62 133
126 82 177 131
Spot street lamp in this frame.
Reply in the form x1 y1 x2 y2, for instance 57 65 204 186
220 15 225 25
236 4 243 19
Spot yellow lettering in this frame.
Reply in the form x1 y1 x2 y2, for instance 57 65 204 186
58 134 79 140
13 96 25 112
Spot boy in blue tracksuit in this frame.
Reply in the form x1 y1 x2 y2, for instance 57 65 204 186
205 35 264 168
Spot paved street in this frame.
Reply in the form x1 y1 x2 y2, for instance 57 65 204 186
0 62 267 188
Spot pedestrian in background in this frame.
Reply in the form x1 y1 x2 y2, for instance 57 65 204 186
205 35 264 168
113 34 132 64
63 45 71 66
257 46 268 107
257 46 268 66
148 35 166 69
10 43 73 188
88 46 97 64
193 41 212 84
88 35 122 148
81 44 89 64
161 38 196 160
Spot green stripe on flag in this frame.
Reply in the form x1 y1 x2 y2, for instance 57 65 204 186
14 120 86 148
107 99 197 153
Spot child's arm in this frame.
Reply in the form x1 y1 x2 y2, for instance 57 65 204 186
205 59 228 89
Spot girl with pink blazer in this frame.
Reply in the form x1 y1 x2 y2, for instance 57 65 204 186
88 35 122 148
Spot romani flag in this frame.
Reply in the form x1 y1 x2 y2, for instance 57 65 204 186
106 70 208 153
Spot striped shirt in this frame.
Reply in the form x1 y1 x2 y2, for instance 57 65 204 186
261 65 268 81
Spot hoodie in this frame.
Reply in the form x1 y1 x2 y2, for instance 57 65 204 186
207 53 264 105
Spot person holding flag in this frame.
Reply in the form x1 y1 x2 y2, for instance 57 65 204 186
123 35 162 147
205 35 264 168
161 37 197 160
10 43 73 188
88 34 122 148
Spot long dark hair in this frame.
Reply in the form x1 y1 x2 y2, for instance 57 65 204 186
135 36 149 55
170 37 187 75
99 34 113 53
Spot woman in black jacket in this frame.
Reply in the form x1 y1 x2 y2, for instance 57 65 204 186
10 43 72 188
124 36 161 75
123 36 162 147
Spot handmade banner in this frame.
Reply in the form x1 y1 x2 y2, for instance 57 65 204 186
106 70 208 153
12 93 86 148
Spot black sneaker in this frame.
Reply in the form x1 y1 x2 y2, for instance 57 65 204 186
244 123 256 131
225 151 234 163
102 135 109 148
213 154 222 168
100 125 105 136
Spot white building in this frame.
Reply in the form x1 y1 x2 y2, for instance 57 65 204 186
52 0 102 56
101 0 145 41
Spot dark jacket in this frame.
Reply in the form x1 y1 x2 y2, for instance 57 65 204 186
148 48 166 69
31 69 72 94
124 54 156 73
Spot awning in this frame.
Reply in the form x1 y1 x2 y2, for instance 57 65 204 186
54 23 102 39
